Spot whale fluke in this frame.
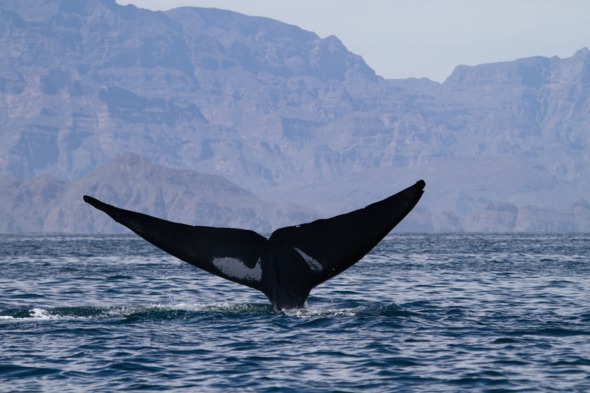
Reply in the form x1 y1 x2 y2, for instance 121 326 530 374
83 180 425 310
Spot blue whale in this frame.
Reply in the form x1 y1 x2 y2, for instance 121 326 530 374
83 180 425 310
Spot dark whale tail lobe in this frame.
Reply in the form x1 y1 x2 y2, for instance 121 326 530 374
83 180 425 310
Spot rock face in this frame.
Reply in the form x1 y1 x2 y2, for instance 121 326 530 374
1 0 590 232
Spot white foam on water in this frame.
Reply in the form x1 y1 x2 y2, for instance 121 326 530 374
0 308 65 322
30 308 58 319
283 306 363 318
147 302 271 313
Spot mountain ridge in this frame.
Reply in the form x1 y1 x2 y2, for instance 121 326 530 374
0 153 320 233
1 0 589 232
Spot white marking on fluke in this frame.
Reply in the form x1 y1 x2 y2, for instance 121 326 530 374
212 257 262 282
294 247 323 271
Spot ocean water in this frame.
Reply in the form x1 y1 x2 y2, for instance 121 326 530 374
1 233 589 392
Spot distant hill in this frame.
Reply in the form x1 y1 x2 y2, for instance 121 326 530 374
1 0 589 232
0 154 316 233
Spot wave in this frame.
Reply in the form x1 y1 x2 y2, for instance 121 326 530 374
283 302 415 318
0 301 416 323
0 302 276 323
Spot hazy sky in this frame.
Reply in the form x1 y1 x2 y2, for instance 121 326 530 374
117 0 590 82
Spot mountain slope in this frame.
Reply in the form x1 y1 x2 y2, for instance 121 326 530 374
1 0 589 232
0 154 317 233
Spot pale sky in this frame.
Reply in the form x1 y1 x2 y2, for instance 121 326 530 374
117 0 590 82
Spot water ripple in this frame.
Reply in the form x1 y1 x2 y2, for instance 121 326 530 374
1 234 590 391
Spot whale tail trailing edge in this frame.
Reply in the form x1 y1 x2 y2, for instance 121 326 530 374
84 180 425 310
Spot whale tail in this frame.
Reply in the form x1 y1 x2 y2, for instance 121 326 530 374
84 180 425 310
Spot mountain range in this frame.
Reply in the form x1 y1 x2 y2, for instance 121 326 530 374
1 0 589 233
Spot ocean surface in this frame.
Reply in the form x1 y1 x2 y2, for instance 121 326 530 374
1 233 589 392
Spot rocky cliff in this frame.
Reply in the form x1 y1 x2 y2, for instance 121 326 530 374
1 0 589 232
